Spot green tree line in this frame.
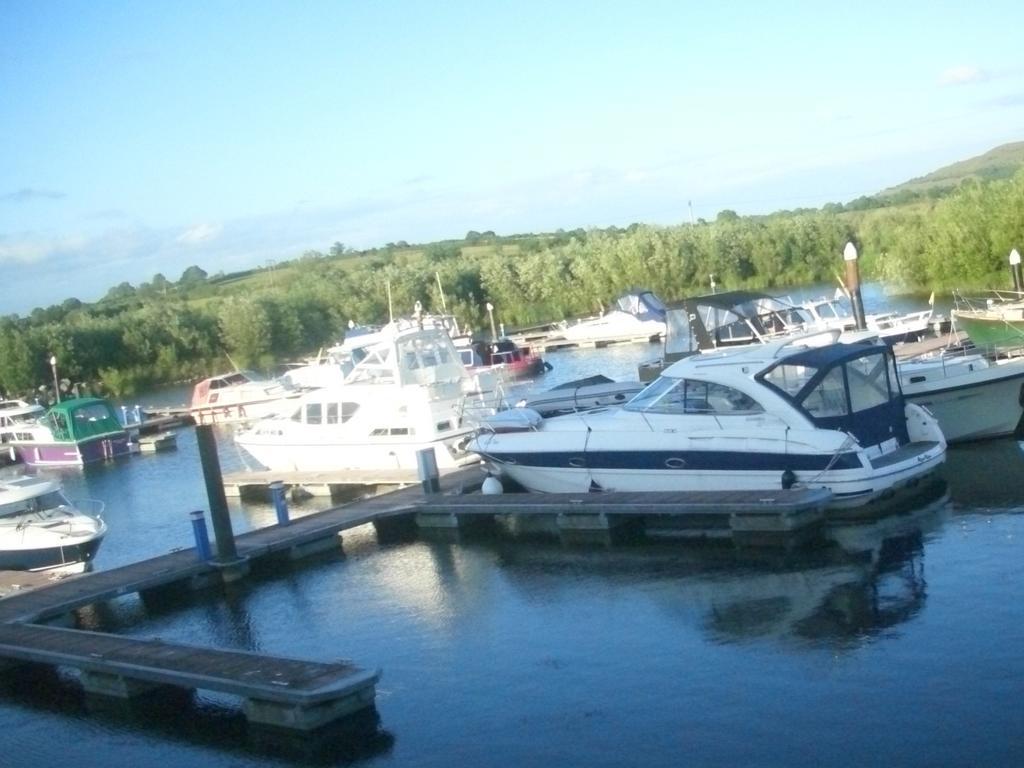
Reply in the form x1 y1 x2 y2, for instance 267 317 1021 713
3 170 1024 400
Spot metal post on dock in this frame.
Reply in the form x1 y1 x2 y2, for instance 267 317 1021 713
843 242 867 331
416 447 441 495
269 481 290 526
195 423 239 562
190 510 213 561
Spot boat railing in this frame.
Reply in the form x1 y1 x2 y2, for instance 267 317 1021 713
951 288 1024 313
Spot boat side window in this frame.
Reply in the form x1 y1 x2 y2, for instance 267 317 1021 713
762 363 816 398
626 378 761 415
326 403 339 424
341 402 359 423
305 403 323 424
799 367 849 417
704 382 763 414
846 353 892 412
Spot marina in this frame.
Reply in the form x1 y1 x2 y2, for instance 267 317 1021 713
1 289 1023 765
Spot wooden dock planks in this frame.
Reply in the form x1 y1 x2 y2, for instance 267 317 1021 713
0 623 378 706
0 462 833 735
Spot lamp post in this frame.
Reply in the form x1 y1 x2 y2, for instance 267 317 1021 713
1010 248 1022 294
843 242 867 331
49 355 60 404
486 302 497 341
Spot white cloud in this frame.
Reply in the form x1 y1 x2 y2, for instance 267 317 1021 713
0 233 88 264
176 222 223 245
939 65 988 86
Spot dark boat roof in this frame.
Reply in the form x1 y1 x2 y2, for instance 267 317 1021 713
665 290 777 313
772 338 886 368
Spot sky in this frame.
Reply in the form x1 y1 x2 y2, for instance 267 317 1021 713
2 1 1023 315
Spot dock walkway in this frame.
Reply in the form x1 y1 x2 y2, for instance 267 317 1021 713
0 465 836 736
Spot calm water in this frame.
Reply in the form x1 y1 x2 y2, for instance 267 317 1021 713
3 303 1024 767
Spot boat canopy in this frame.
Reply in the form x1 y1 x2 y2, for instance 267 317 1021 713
759 342 908 448
44 398 126 442
664 291 811 353
611 290 666 321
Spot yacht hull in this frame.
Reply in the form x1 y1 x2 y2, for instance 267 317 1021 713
0 536 103 573
236 432 479 472
14 434 136 467
902 358 1024 442
477 442 945 509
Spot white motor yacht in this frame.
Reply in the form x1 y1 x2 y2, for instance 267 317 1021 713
898 348 1024 442
559 289 666 344
234 319 503 472
0 475 106 573
1 398 45 462
471 334 946 510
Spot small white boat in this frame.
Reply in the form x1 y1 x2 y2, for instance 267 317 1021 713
797 293 935 345
559 290 666 344
898 349 1024 442
515 375 645 417
0 475 106 573
234 319 503 472
471 334 946 510
189 370 304 425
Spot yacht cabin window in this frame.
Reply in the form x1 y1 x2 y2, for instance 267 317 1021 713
291 402 359 424
626 377 763 415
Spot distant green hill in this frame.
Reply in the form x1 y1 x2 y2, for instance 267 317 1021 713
879 141 1024 198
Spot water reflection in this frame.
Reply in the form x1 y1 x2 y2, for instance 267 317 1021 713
484 490 952 651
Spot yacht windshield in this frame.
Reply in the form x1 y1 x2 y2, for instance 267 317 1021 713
625 377 763 415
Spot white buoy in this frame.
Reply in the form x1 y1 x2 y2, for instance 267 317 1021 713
481 474 504 495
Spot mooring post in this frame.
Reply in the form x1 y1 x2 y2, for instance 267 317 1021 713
1010 248 1022 294
189 510 212 561
843 241 867 330
195 423 239 562
416 447 441 495
269 480 290 526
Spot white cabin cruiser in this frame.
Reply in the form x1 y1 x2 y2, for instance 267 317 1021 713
190 370 304 426
471 335 946 510
559 290 666 344
0 475 106 573
234 320 503 472
898 348 1024 442
797 294 935 345
1 398 45 462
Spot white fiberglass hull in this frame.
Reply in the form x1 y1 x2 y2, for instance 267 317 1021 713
561 314 664 343
235 431 479 472
471 407 946 509
0 514 106 573
901 356 1024 442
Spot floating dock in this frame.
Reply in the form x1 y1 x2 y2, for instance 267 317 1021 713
0 463 836 741
221 466 451 499
408 485 830 546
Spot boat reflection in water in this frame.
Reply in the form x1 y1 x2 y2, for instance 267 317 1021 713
349 482 951 653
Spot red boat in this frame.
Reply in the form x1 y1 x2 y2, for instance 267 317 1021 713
459 338 549 380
